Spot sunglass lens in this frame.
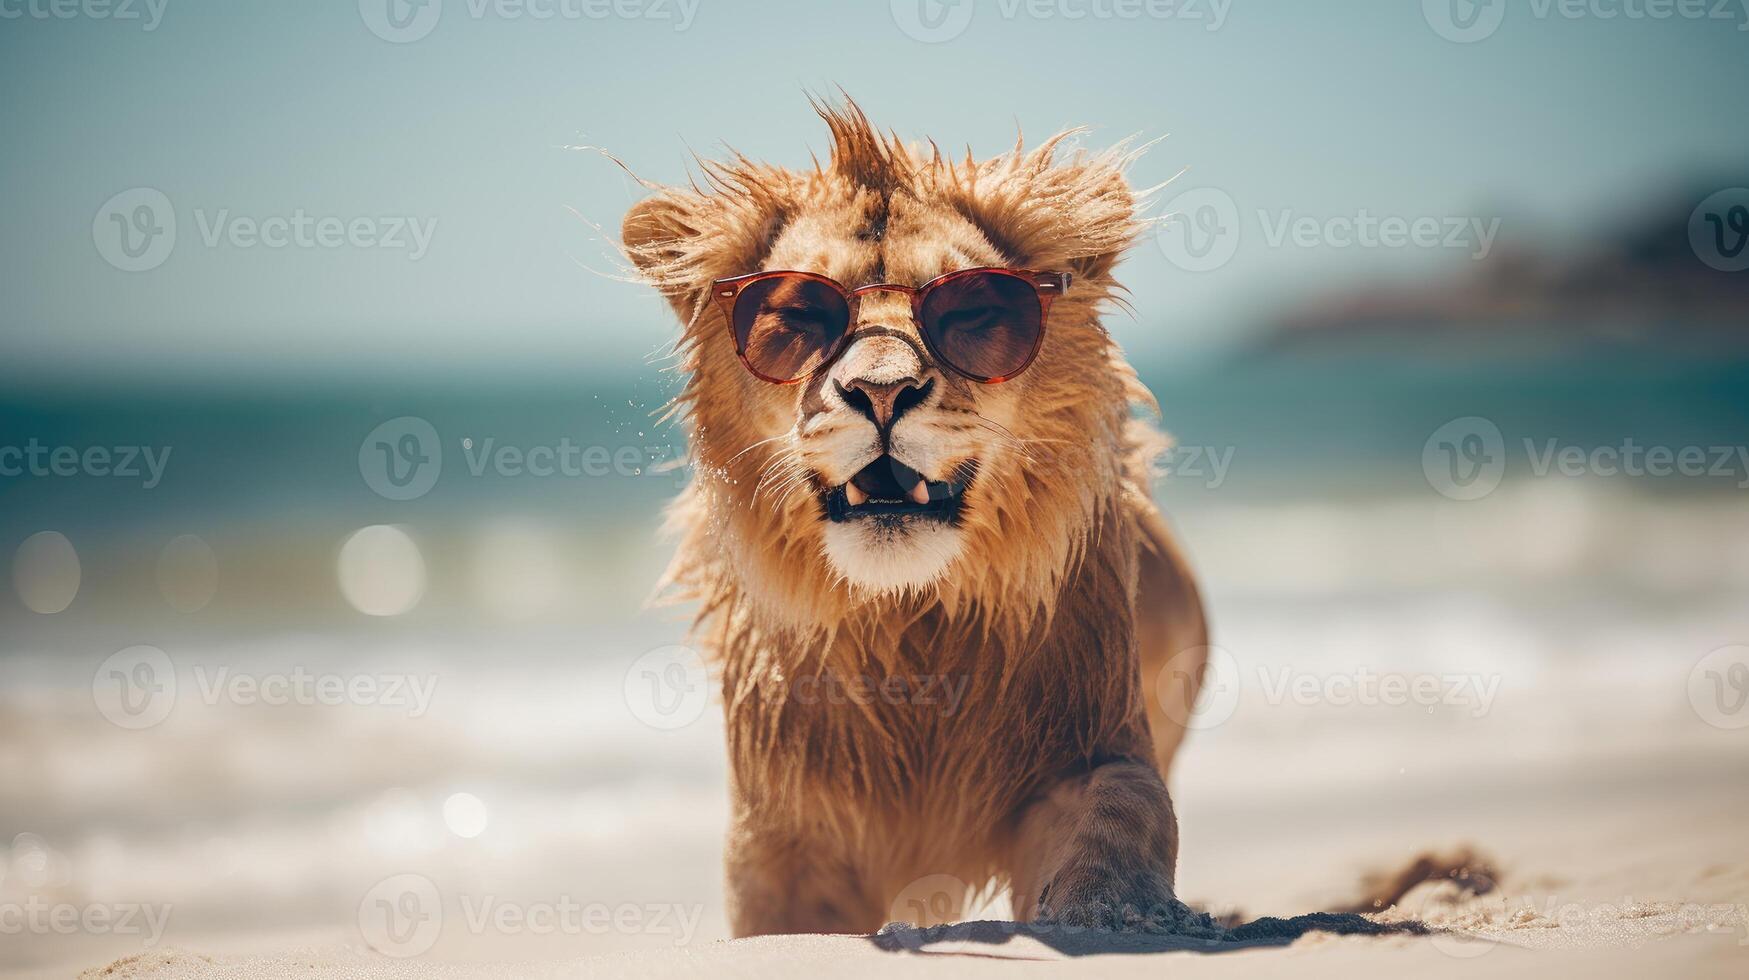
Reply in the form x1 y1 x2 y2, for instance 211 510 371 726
733 275 850 383
918 271 1044 382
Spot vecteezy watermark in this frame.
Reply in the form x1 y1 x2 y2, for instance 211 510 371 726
1422 417 1508 501
358 416 688 501
1 833 174 946
1155 650 1502 730
93 188 438 272
1257 209 1501 260
460 896 703 945
1690 188 1749 273
91 188 175 273
888 874 973 929
358 0 700 43
0 440 171 489
1411 884 1749 957
1422 417 1749 500
1147 444 1236 489
1158 187 1502 272
1157 187 1242 273
91 646 440 730
623 644 710 730
767 672 973 717
1420 0 1507 42
1256 666 1501 718
359 873 444 958
0 0 168 30
1154 645 1241 730
0 897 173 947
890 0 1229 43
1688 645 1749 730
91 646 177 729
356 873 703 958
1522 439 1749 486
360 417 444 501
189 209 437 259
1424 0 1749 43
458 436 684 484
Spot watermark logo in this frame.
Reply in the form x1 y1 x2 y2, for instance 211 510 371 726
360 418 690 500
1423 0 1506 42
1257 666 1501 717
1689 645 1749 730
458 436 687 486
1425 418 1749 500
458 896 703 944
189 209 437 258
891 0 976 41
1157 653 1502 731
1148 444 1236 489
360 417 443 501
93 188 175 273
0 0 168 30
91 648 441 730
95 190 438 270
889 873 972 928
360 0 443 42
92 646 177 730
356 875 703 953
1258 210 1500 259
623 644 710 730
1690 187 1749 273
1161 192 1497 272
358 873 444 958
0 440 172 489
1414 887 1749 958
774 672 972 716
1155 644 1240 730
1398 871 1502 957
893 0 1230 41
1159 187 1240 273
0 897 173 947
360 0 700 40
1423 417 1507 501
1426 0 1749 42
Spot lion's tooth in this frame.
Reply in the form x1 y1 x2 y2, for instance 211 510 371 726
909 479 931 505
845 482 868 506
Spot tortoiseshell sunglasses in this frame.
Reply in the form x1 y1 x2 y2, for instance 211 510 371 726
710 268 1070 385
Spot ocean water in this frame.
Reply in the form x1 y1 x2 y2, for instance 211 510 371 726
3 341 1748 971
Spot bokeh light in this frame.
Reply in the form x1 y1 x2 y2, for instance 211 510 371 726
156 533 218 613
336 525 426 617
471 520 568 622
12 531 81 614
441 791 491 839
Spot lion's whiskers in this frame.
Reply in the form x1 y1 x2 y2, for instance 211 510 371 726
727 433 790 467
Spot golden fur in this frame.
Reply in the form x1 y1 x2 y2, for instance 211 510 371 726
621 98 1208 935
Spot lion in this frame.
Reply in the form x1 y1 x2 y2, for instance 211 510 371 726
620 98 1209 936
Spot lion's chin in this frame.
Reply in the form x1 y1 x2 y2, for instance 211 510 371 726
821 519 965 594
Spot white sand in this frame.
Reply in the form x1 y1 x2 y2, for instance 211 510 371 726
64 737 1749 979
8 488 1745 979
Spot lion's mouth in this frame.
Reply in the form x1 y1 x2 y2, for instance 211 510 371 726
824 455 974 524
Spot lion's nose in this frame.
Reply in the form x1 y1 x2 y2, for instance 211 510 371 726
836 377 933 434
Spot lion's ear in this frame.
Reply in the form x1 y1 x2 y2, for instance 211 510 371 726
1060 168 1138 286
621 194 700 315
964 143 1143 288
622 195 689 267
622 184 791 324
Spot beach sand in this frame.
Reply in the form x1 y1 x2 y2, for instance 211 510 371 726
64 709 1749 979
8 488 1745 979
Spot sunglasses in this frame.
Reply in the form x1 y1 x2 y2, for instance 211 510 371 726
710 267 1070 385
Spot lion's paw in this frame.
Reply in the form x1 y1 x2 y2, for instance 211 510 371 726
1035 871 1222 937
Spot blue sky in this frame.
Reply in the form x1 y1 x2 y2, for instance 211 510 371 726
2 0 1745 382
